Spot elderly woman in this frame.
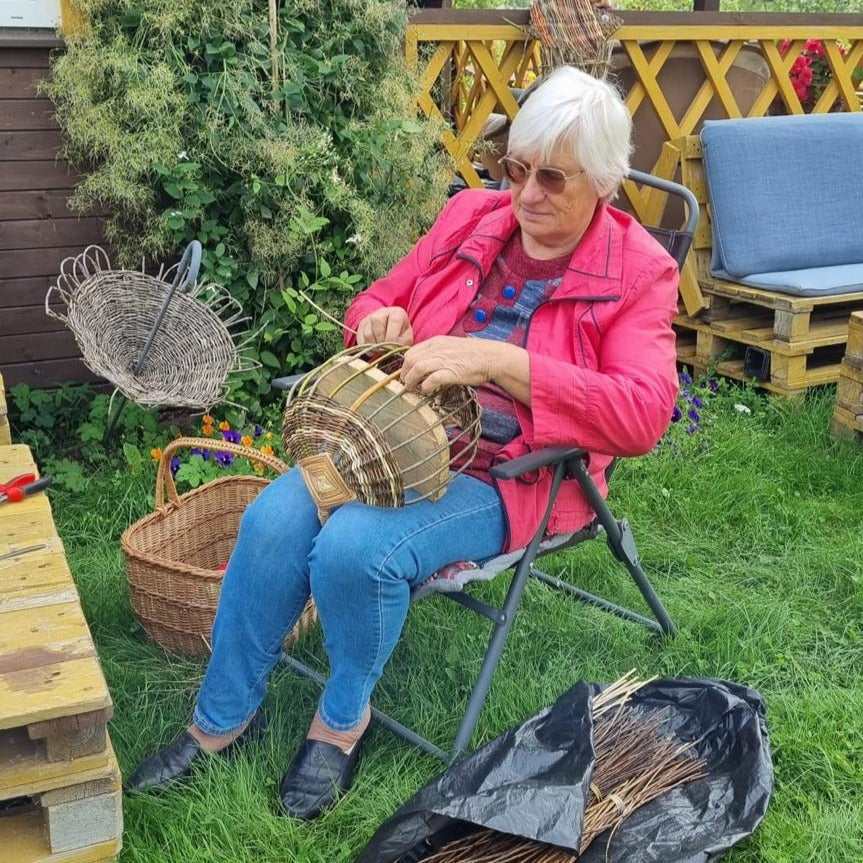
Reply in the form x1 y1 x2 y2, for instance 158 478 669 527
127 66 679 818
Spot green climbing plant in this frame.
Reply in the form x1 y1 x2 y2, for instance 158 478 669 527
46 0 451 414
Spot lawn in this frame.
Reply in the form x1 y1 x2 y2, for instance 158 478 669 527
50 381 863 863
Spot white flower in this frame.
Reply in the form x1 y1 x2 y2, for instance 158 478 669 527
733 403 752 415
345 233 361 245
177 150 188 160
169 210 182 217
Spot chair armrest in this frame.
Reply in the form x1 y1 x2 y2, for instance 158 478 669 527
272 373 307 391
489 446 587 481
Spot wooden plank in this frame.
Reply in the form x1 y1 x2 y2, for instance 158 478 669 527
0 657 111 731
0 217 104 251
0 331 80 365
0 305 66 336
0 191 76 220
1 276 55 306
0 809 120 863
0 48 51 69
0 68 48 99
0 441 37 473
0 99 58 131
0 602 93 657
0 357 100 389
0 130 63 161
0 546 72 600
0 246 83 278
0 161 81 192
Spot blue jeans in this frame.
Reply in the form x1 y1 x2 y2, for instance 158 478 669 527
193 468 505 734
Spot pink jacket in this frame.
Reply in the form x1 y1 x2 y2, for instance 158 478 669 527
345 189 679 552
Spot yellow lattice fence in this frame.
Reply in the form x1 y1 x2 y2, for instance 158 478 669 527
407 12 863 181
407 11 863 314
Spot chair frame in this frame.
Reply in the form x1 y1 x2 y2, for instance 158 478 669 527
273 170 698 763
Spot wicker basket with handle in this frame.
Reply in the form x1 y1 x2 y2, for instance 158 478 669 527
121 436 317 656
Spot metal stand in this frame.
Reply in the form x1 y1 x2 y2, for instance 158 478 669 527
103 241 202 439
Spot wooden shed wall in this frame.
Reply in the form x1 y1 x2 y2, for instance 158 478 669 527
0 41 103 389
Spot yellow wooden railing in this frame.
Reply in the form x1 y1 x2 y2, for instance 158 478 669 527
407 10 863 313
407 12 863 183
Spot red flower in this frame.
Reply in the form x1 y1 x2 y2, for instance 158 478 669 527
804 39 825 58
779 38 791 57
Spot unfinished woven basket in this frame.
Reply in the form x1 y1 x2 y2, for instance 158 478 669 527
283 344 482 522
45 245 255 410
121 436 317 656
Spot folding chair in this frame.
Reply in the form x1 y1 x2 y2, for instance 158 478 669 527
273 170 698 763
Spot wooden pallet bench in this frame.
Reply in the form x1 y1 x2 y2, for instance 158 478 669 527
832 312 863 441
660 135 863 397
0 444 122 862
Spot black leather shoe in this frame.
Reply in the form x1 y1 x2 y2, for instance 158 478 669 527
125 710 266 792
278 727 370 820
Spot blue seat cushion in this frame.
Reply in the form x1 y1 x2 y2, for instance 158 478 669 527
702 114 863 283
711 262 863 298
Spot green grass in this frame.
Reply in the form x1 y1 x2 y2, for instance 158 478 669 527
53 384 863 862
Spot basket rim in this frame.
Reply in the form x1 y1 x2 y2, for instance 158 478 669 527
121 473 270 579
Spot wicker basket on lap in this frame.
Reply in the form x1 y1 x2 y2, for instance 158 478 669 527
121 436 317 656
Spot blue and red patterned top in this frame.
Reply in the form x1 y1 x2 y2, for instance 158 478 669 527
449 231 570 480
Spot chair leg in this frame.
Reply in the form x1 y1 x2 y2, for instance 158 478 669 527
449 552 535 760
608 519 677 637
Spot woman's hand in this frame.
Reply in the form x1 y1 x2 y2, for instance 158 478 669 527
400 336 531 405
356 307 413 346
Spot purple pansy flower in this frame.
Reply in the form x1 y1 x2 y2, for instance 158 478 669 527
679 371 693 385
215 451 234 467
190 447 211 461
222 429 242 444
170 456 182 476
253 424 264 438
709 378 719 392
691 396 704 408
671 406 683 423
688 408 700 423
687 424 698 434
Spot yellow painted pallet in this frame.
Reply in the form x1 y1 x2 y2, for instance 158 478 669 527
0 741 122 862
0 445 122 862
845 312 863 366
699 285 863 346
0 374 10 447
675 315 842 398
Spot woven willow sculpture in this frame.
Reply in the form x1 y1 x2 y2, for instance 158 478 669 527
46 245 255 410
530 0 622 79
282 344 482 522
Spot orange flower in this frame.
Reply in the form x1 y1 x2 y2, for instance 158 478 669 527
219 421 230 431
202 414 214 425
260 444 275 456
201 424 213 437
241 435 253 447
150 448 163 460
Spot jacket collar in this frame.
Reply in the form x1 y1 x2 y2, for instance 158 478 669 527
457 196 624 300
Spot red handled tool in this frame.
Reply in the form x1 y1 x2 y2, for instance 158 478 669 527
0 473 54 504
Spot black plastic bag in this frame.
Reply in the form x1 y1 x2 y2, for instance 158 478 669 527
355 677 772 863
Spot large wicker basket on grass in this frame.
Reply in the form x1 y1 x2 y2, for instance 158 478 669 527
121 436 316 656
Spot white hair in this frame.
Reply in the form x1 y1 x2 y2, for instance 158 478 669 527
507 67 632 201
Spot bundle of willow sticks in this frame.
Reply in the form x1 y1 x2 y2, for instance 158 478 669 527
414 672 708 863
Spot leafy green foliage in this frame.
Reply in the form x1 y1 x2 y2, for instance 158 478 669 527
46 0 451 414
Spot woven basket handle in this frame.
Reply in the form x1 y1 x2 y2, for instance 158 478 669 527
155 435 289 510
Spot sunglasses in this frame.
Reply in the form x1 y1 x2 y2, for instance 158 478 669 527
499 156 585 194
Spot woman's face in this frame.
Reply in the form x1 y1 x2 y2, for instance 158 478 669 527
507 143 602 258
